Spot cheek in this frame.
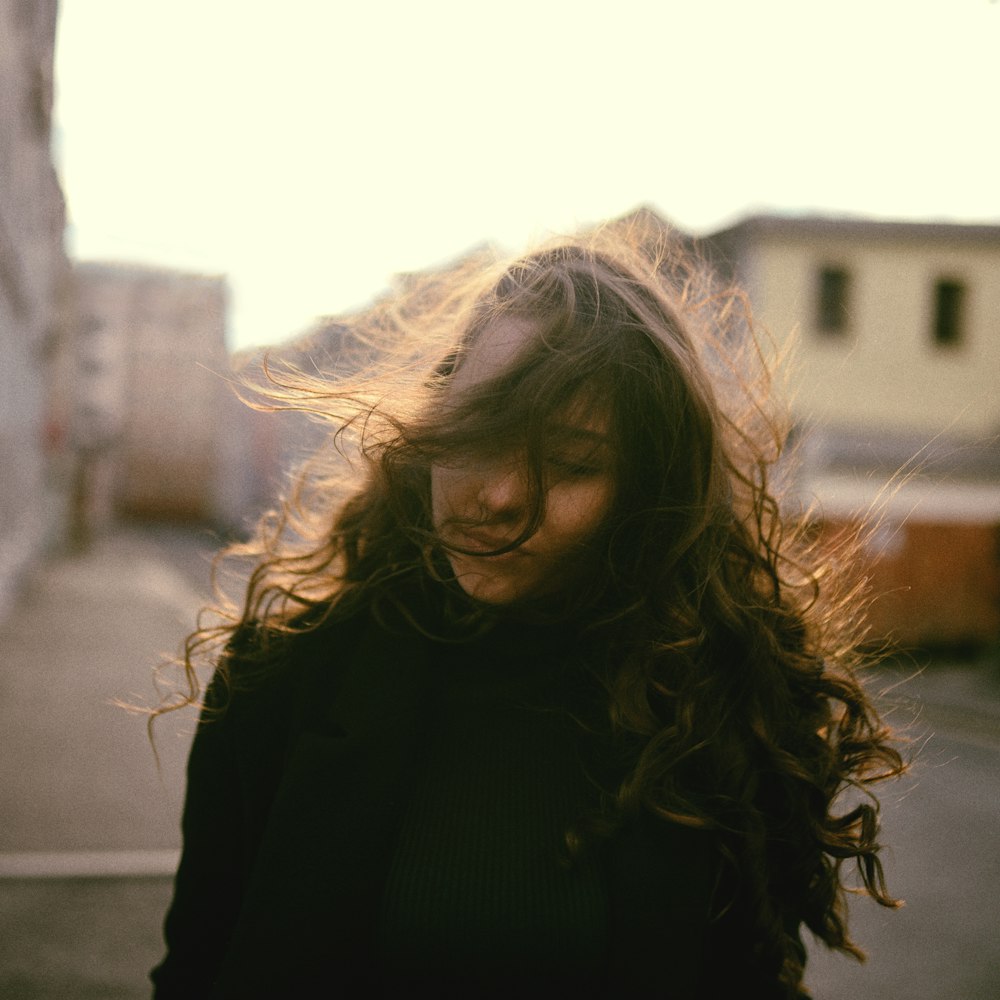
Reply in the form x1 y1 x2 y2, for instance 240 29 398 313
430 465 451 526
431 464 485 530
544 479 614 549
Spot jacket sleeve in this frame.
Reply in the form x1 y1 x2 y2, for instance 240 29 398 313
149 647 298 1000
149 673 250 999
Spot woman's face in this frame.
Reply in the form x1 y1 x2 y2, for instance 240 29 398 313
430 321 616 606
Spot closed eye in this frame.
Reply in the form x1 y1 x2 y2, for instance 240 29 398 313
547 456 605 480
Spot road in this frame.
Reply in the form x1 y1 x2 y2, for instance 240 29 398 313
805 682 1000 999
1 524 998 998
0 524 215 862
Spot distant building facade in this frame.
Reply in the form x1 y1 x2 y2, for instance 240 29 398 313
0 0 73 617
72 263 241 528
701 215 1000 647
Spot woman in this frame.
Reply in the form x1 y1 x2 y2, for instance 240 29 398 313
150 222 904 998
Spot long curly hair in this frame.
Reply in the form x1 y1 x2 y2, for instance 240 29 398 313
161 217 904 996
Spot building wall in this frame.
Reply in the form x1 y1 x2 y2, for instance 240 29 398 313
0 0 72 616
820 517 1000 650
73 263 236 526
748 230 1000 437
706 217 1000 647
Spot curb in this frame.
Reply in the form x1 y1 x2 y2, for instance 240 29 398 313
0 850 180 879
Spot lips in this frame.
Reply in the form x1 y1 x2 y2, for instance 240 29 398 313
453 528 525 555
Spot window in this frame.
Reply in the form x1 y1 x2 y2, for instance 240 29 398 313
816 266 851 334
933 279 965 347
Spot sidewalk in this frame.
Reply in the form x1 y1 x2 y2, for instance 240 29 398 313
1 525 997 999
0 525 218 1000
0 525 217 866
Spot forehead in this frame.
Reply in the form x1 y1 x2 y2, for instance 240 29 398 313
447 315 614 444
450 317 537 394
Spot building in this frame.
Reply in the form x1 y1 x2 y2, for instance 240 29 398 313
701 214 1000 648
0 0 73 617
72 262 238 529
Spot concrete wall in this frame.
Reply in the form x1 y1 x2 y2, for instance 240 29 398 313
72 263 238 528
0 0 72 616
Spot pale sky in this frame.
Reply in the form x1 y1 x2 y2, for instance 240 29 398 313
54 0 1000 352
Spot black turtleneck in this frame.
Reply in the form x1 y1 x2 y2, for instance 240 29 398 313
376 619 610 994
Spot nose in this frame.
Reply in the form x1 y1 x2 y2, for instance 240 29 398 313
476 463 528 518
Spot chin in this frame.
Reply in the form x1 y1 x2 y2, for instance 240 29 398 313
454 574 524 606
449 557 531 606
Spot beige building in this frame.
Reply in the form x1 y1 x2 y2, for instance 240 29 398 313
701 215 1000 646
0 0 73 617
72 263 237 527
704 216 999 438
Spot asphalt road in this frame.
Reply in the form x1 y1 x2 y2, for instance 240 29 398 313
805 699 1000 999
1 524 997 999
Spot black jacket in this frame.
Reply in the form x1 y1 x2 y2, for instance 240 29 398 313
150 607 774 998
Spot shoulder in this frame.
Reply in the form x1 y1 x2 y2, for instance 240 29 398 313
198 602 372 751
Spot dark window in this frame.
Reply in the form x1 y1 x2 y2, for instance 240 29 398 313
933 279 965 347
816 267 850 333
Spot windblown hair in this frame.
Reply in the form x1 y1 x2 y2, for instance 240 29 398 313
162 217 904 996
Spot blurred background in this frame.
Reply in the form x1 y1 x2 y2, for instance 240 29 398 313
1 1 997 997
